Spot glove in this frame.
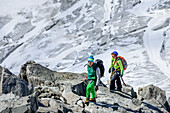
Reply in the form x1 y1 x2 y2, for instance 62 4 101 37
108 68 111 73
120 74 123 77
95 86 98 91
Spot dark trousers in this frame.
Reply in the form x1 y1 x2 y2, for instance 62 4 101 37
110 71 122 90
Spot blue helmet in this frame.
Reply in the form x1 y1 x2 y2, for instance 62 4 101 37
111 51 118 56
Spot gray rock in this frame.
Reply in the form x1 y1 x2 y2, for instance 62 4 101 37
19 61 85 87
132 98 142 106
142 99 169 113
0 92 39 113
34 85 66 104
141 110 153 113
72 81 87 96
0 67 33 97
48 99 73 113
62 83 80 105
49 98 59 108
38 107 60 113
40 98 50 107
138 85 170 112
76 99 85 108
38 100 86 113
138 85 166 105
122 85 137 98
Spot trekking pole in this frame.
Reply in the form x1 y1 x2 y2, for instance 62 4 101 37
120 77 126 86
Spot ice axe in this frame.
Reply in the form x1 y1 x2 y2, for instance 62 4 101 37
120 77 126 86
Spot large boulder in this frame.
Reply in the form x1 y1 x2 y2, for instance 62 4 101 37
34 85 66 103
0 92 39 113
19 61 86 87
138 84 170 112
138 84 166 104
0 66 33 97
72 81 87 96
38 99 86 113
122 85 137 98
62 83 81 105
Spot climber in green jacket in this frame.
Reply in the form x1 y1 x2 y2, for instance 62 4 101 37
108 51 124 92
85 55 100 104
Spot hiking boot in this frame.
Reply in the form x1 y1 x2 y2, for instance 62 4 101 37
115 88 121 91
90 97 96 101
85 98 89 104
110 89 115 93
90 98 96 103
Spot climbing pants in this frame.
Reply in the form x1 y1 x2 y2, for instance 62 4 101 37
86 80 95 99
110 71 122 90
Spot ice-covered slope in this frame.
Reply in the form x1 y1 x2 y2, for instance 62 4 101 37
0 0 170 97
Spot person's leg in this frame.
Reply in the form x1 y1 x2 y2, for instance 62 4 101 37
85 81 91 103
89 81 96 102
110 75 116 90
116 72 122 90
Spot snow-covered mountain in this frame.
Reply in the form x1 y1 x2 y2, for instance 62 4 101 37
0 0 170 97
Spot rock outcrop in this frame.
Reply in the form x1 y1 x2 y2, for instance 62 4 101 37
0 92 39 113
1 61 170 113
19 61 86 87
18 61 170 113
138 84 170 112
0 66 33 97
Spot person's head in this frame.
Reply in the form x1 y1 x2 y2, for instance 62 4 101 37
111 51 118 59
88 55 94 67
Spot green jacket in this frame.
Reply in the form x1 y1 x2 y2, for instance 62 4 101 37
110 57 124 75
87 63 97 80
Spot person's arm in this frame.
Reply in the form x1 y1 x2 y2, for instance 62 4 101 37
110 57 114 68
86 64 89 79
109 58 114 73
96 67 101 86
117 60 124 76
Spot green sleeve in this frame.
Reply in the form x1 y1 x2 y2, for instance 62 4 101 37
118 60 124 75
110 58 114 68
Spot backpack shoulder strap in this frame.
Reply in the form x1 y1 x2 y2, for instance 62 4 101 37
113 57 118 66
92 63 97 72
116 57 122 64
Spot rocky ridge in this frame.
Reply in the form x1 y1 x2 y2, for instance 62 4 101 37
0 61 170 113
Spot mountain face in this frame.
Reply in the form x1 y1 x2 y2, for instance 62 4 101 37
0 0 170 96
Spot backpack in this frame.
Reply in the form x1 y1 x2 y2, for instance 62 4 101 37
95 59 105 77
117 56 127 70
